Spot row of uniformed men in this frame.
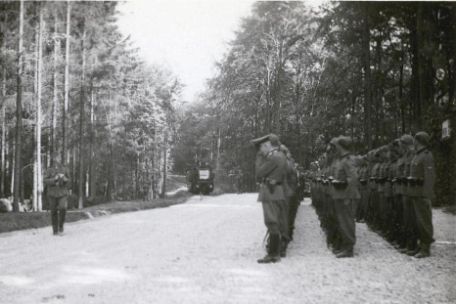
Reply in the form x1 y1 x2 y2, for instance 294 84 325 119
251 134 304 263
310 131 435 258
356 132 435 258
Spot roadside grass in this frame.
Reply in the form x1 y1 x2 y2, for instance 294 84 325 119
0 191 191 234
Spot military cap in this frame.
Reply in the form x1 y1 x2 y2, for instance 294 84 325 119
251 133 280 147
400 134 414 146
336 136 353 151
414 131 430 147
329 137 339 146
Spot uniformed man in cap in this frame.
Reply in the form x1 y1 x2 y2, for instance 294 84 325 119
409 131 436 258
330 136 360 258
252 134 288 263
44 161 70 235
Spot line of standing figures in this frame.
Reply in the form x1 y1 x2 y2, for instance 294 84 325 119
251 131 435 263
311 132 435 259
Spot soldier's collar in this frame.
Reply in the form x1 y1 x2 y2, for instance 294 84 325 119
340 152 351 158
417 147 427 154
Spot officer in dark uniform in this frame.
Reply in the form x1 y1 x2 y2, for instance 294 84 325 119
252 134 288 263
330 136 360 258
44 161 70 235
409 131 436 258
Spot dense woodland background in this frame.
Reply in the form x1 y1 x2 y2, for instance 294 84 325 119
172 1 456 206
1 1 455 211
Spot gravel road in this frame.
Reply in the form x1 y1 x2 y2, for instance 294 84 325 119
0 194 455 304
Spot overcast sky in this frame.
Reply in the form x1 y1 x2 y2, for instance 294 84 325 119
117 0 325 102
117 0 255 102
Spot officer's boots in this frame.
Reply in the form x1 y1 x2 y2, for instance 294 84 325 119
406 240 420 256
336 246 354 258
58 209 66 234
280 238 288 257
415 243 431 258
51 210 59 235
258 234 281 264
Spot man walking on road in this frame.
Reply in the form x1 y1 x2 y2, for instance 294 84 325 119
252 134 288 263
44 161 70 236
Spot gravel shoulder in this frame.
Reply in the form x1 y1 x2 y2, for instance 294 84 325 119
0 194 454 304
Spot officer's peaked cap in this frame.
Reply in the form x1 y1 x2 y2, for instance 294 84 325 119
251 133 280 147
336 136 353 151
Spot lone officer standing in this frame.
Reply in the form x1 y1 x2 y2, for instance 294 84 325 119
409 131 436 258
252 134 287 263
44 161 70 235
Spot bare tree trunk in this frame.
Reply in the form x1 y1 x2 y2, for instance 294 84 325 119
161 134 167 198
35 5 44 211
51 7 59 166
13 0 24 212
62 1 71 164
1 9 7 198
89 85 95 197
1 68 6 197
361 4 373 149
78 27 86 209
33 14 39 211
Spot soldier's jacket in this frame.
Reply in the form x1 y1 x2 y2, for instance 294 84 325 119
331 153 360 200
384 162 394 198
284 158 298 197
377 162 386 193
402 152 415 196
393 157 405 195
44 164 70 198
409 147 436 200
369 162 380 191
256 148 287 202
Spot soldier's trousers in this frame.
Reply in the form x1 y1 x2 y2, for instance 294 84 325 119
288 194 300 239
49 196 68 233
334 199 356 249
402 196 418 248
412 197 434 245
262 200 287 236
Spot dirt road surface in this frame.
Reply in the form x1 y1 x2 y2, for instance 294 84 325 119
0 194 455 304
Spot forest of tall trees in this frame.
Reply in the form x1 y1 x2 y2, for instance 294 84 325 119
172 1 456 206
0 1 181 211
1 1 455 210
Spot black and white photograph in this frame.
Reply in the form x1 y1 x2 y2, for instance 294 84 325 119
0 0 455 303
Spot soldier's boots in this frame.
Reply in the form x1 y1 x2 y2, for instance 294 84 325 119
280 239 288 258
414 244 431 258
58 209 66 234
51 210 59 235
336 247 354 258
406 247 420 256
258 234 281 264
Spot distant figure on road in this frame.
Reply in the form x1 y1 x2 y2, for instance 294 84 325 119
44 161 70 236
252 134 287 264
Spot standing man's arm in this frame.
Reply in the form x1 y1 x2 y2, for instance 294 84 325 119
256 155 278 180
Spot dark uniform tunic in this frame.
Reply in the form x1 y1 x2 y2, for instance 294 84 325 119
409 147 435 246
256 148 288 236
332 152 360 250
44 163 70 234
